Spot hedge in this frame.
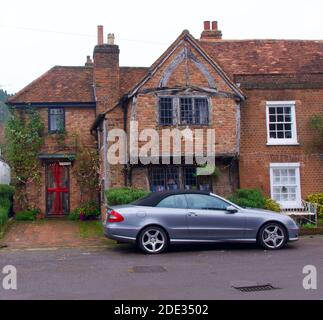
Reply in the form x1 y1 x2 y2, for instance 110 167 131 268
0 185 14 233
105 187 149 206
228 189 266 209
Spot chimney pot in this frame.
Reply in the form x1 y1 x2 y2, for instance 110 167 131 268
97 25 104 45
211 21 218 31
85 55 93 66
107 33 115 45
203 21 211 31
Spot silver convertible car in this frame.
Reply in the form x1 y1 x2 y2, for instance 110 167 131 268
104 191 299 254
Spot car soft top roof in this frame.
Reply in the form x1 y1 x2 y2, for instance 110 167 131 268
132 190 211 207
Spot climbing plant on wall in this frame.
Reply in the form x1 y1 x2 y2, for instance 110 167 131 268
4 106 44 207
73 136 100 203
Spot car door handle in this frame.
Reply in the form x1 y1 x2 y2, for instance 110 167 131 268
188 212 198 217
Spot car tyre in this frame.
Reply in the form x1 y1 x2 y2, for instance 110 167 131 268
138 226 168 254
258 222 287 250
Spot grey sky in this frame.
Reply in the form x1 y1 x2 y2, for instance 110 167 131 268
1 0 322 94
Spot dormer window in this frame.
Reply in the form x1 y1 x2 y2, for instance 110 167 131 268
158 96 209 126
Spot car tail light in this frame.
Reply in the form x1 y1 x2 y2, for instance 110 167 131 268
107 209 124 223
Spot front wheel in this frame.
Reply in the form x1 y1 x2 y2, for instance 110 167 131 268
138 226 168 254
258 223 287 250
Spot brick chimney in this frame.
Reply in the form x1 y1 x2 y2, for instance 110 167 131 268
200 20 222 41
93 25 120 115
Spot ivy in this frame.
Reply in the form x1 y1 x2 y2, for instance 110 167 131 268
74 138 99 203
4 107 44 207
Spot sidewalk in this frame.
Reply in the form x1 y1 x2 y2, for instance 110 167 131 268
0 219 114 250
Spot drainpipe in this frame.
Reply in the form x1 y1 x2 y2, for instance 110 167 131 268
123 101 129 186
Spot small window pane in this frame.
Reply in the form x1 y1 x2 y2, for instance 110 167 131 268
194 98 208 124
184 167 197 189
180 98 193 124
159 97 173 125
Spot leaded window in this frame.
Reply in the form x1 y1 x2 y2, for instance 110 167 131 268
158 96 209 126
159 97 173 125
183 166 197 190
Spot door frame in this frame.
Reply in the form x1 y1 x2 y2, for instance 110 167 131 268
45 161 70 216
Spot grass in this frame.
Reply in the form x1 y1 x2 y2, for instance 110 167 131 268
78 220 104 239
318 218 323 227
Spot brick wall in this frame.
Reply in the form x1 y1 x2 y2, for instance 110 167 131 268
14 106 98 214
239 88 323 198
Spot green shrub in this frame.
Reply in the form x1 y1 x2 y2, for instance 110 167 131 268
306 193 323 218
228 189 266 209
68 208 81 221
0 184 14 232
264 198 281 212
105 187 150 206
302 223 316 229
0 206 9 231
15 209 38 221
0 185 15 198
67 200 100 221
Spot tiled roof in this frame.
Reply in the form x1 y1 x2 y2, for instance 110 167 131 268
8 36 323 105
119 67 149 96
8 66 95 104
235 73 323 89
199 39 323 77
9 65 149 104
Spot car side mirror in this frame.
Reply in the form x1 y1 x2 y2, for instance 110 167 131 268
226 206 238 214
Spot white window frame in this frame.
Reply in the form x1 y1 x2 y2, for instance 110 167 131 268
266 101 298 145
270 162 302 209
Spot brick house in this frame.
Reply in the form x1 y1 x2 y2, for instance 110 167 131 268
7 21 323 215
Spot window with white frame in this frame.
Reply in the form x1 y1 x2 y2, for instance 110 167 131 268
266 101 297 145
270 163 301 208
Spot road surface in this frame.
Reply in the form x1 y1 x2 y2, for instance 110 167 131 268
0 236 322 299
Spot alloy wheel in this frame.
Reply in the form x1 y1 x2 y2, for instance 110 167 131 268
262 224 286 249
141 228 166 253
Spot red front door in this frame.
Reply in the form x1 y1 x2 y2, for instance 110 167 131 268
46 163 69 215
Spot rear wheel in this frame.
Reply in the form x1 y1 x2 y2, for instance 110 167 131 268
258 222 287 250
138 226 168 254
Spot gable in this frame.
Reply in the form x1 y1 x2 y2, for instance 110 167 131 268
127 31 245 101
